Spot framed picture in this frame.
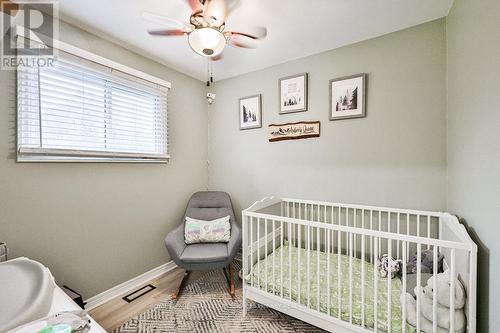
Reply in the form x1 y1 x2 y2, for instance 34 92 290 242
329 73 367 120
279 73 308 114
239 94 262 130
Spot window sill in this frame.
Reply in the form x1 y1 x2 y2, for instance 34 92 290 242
17 148 170 163
16 156 170 164
17 156 170 163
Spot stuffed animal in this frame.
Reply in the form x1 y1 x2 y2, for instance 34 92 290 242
376 254 402 278
401 271 466 333
407 249 444 274
400 292 448 333
419 286 466 332
425 270 465 309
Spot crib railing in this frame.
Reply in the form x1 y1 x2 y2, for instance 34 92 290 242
242 197 477 333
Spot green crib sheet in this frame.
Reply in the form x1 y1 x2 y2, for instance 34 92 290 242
246 243 405 332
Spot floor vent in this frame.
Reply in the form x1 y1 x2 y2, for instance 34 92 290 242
122 284 156 303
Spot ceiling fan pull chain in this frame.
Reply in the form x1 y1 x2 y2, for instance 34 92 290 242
206 58 211 86
210 59 214 83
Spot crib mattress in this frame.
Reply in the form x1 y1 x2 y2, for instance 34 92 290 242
246 243 405 332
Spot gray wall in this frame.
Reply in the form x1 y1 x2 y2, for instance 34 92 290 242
208 19 447 216
0 21 208 298
446 1 500 331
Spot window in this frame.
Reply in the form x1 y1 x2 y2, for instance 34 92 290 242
17 45 170 162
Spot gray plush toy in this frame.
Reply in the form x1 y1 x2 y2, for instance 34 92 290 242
407 249 444 274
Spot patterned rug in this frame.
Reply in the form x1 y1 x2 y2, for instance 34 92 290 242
112 261 324 333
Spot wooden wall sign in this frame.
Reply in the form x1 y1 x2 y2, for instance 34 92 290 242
268 121 320 142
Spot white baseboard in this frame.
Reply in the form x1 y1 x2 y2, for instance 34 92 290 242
85 260 178 310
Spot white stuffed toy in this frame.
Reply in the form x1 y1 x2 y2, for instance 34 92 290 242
401 271 466 333
400 292 448 333
418 285 466 332
425 270 465 309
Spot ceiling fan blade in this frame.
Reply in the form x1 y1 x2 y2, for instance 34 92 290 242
225 26 267 49
227 35 258 49
184 0 203 13
148 29 187 36
203 0 227 27
142 11 192 31
229 27 267 40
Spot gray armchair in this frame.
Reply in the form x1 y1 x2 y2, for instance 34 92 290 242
164 191 241 298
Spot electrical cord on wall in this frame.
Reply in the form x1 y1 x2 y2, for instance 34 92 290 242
206 94 211 191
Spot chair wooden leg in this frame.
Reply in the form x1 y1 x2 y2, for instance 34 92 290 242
223 263 235 297
171 270 190 300
229 263 235 296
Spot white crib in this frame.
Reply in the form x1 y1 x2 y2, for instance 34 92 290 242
242 197 477 333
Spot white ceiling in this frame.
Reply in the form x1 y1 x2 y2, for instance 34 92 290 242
58 0 454 81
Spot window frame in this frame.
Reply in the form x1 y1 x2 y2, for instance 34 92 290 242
15 26 171 163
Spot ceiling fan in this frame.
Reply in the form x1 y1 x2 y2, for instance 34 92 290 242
143 0 267 60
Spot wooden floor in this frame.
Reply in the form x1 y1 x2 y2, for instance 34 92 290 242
89 267 188 332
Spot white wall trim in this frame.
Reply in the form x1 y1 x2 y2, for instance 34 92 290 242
84 260 178 310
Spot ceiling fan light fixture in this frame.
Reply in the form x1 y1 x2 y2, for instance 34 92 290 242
188 27 226 57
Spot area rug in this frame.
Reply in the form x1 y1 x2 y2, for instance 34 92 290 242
112 262 324 333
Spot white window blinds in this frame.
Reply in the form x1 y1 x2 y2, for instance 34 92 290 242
17 48 169 162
